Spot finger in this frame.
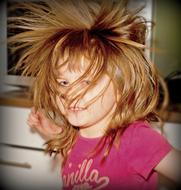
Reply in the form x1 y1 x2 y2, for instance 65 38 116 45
36 110 48 122
28 114 40 123
31 107 43 117
31 107 36 114
27 115 41 126
27 119 40 128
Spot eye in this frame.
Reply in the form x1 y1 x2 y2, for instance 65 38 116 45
84 80 91 85
59 80 69 87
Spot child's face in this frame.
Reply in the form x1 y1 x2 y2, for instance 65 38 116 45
56 57 118 137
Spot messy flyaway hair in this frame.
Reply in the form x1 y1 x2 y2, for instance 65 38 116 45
8 0 168 165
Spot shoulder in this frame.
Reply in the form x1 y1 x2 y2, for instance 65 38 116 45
121 120 172 155
122 120 156 140
125 120 154 131
120 121 172 179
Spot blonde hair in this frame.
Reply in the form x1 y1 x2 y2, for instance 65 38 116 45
8 0 168 164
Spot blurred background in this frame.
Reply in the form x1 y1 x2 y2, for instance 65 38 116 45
152 0 181 110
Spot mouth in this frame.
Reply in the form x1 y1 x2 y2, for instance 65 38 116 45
68 107 86 112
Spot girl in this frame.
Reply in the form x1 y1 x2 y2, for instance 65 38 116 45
8 0 181 189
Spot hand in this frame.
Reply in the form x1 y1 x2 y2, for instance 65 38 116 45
27 107 62 140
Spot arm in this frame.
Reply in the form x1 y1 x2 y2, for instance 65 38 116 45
27 107 62 140
154 148 181 184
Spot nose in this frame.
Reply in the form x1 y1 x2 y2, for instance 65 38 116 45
60 81 89 107
60 91 83 108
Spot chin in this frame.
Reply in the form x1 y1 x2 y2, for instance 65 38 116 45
67 117 87 127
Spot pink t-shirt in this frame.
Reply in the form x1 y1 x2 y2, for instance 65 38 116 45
62 121 172 190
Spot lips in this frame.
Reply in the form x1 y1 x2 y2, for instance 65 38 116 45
68 107 86 111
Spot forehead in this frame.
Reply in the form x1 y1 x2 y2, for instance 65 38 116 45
56 54 93 78
58 56 89 72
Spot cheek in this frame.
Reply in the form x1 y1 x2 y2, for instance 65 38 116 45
87 83 117 111
102 86 117 108
56 96 66 115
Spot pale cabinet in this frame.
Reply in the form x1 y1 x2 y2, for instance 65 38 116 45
0 105 62 189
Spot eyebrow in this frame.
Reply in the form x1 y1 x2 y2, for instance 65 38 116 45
56 76 68 80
